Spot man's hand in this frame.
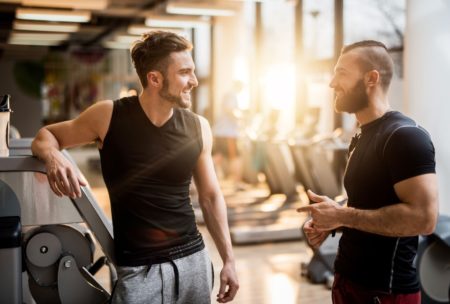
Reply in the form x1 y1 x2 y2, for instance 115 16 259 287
297 190 344 231
46 150 87 198
217 261 239 303
302 218 330 249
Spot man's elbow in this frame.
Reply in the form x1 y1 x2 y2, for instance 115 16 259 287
31 130 41 155
420 207 438 235
31 127 55 156
31 128 46 153
198 193 214 208
198 191 223 210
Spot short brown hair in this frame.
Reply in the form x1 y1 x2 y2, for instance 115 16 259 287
131 31 192 88
341 40 394 92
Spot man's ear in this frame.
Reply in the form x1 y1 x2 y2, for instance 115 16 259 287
147 71 163 88
365 70 380 88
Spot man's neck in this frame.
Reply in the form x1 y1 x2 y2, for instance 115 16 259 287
139 90 174 127
355 95 391 126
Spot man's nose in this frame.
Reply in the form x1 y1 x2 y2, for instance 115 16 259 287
329 76 337 89
190 74 198 87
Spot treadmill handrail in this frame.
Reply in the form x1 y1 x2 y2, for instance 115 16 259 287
0 155 116 264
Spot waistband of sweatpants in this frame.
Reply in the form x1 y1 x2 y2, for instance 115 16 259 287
117 234 205 267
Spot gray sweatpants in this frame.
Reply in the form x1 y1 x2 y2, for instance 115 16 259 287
111 248 214 304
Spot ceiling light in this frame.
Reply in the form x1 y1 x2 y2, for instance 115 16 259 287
103 41 131 50
114 35 141 44
10 32 70 41
128 25 187 36
115 30 189 45
21 0 108 10
8 39 61 46
166 1 236 17
16 8 91 23
145 15 209 28
13 21 80 32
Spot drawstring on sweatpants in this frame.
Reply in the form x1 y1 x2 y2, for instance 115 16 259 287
169 260 180 300
145 259 180 301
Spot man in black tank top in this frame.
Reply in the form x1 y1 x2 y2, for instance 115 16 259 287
297 40 438 304
32 31 238 303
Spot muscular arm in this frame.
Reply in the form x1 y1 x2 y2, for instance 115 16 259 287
193 116 238 303
299 174 438 237
341 173 438 236
31 100 113 197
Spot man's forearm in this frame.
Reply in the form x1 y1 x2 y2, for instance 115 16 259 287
200 194 235 264
340 202 436 237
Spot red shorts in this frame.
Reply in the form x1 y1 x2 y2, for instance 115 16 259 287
332 273 421 304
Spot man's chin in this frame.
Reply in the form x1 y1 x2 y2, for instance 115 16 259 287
335 99 368 114
176 98 191 109
334 99 345 113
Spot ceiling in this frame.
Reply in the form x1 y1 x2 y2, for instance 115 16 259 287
0 0 242 53
0 0 170 50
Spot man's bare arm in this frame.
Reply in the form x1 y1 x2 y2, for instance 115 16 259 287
193 116 238 303
31 100 113 197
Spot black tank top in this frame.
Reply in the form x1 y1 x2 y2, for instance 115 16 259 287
99 96 204 266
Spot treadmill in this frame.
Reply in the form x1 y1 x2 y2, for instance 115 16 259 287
290 136 346 288
193 137 295 225
229 140 307 244
290 136 345 200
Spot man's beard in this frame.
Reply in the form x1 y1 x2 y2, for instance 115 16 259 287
334 79 369 113
159 78 191 109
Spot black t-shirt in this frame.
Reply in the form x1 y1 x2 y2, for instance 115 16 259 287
99 96 204 266
335 111 436 293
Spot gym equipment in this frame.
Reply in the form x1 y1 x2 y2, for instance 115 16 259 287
229 132 347 245
289 135 348 288
0 94 11 157
300 232 341 289
416 215 450 304
227 140 299 220
289 136 346 287
290 136 346 199
0 107 116 304
229 140 305 244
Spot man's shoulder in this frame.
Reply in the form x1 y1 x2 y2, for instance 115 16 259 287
177 108 209 125
383 111 416 127
177 107 195 117
379 112 433 157
113 96 137 108
81 100 113 119
93 99 114 108
378 111 421 139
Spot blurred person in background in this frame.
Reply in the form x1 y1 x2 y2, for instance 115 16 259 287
213 80 245 190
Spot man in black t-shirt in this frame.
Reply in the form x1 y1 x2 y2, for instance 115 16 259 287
297 40 438 304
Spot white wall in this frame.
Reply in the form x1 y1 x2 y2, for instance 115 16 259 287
405 0 450 215
388 77 403 112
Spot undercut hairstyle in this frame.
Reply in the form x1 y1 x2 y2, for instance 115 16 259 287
341 40 394 92
131 31 193 88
